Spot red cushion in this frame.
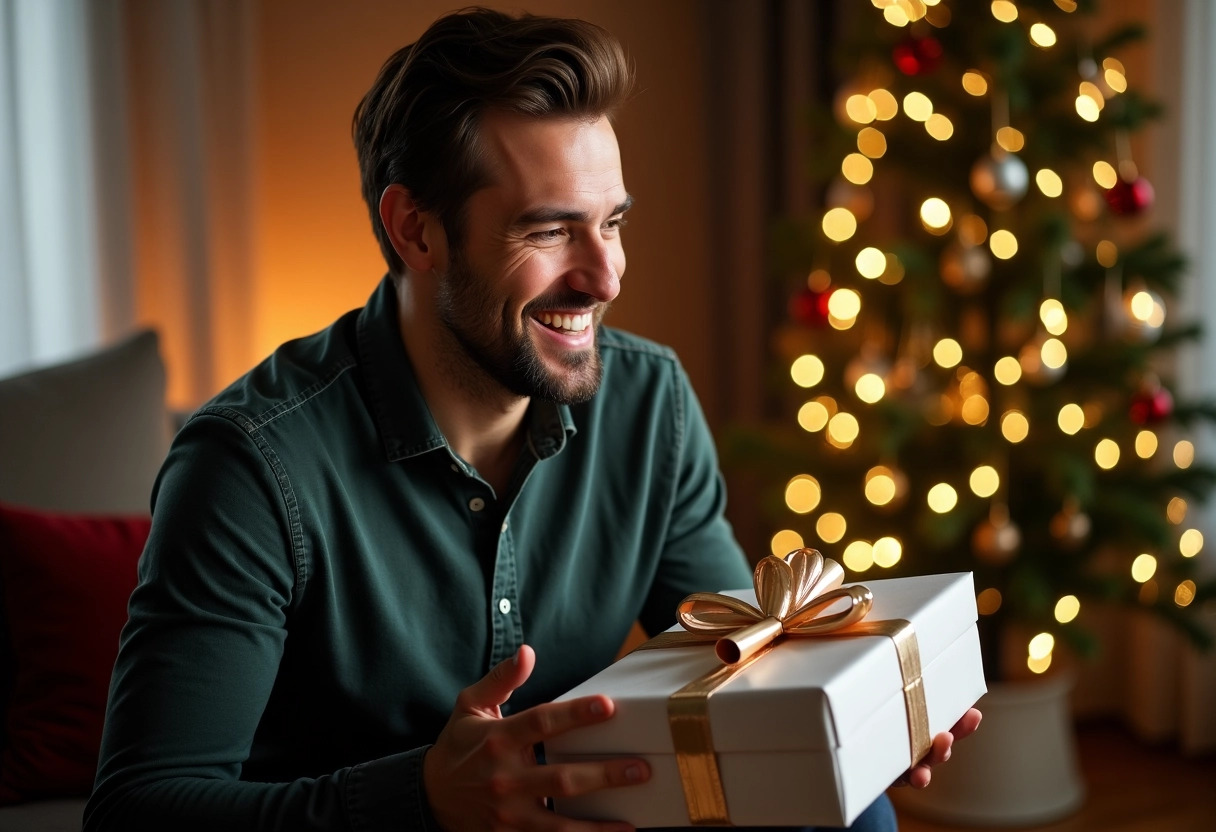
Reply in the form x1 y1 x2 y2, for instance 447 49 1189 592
0 503 149 804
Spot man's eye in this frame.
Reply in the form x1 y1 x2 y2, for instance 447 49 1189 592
606 217 628 231
530 228 566 241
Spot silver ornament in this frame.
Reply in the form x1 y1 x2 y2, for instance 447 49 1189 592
970 151 1029 210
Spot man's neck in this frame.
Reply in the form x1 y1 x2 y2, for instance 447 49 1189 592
395 278 528 496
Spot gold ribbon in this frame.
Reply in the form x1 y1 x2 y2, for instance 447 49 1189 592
636 548 931 825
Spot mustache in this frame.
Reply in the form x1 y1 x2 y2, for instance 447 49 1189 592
523 291 602 316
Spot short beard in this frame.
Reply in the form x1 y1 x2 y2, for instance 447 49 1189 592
435 249 608 405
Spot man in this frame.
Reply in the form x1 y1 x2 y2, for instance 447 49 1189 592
85 8 978 831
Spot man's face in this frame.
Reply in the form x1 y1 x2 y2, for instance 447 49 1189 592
434 112 630 405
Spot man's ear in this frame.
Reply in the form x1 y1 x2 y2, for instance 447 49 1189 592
379 184 447 272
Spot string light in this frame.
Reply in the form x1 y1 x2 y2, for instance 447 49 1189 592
1001 410 1029 443
962 70 988 96
1103 58 1128 93
865 466 899 506
858 127 888 158
1036 168 1063 197
816 512 847 543
977 587 1002 615
846 94 878 124
869 88 899 120
994 356 1022 385
822 207 858 241
1095 438 1120 469
920 197 952 232
1175 580 1196 607
1134 430 1157 458
961 395 990 425
1167 497 1188 524
1041 338 1068 369
933 338 963 368
790 354 825 388
996 126 1025 152
873 536 902 567
1029 23 1057 48
925 113 954 140
828 288 861 330
798 400 830 432
1054 595 1080 624
1058 403 1084 434
1131 553 1158 583
770 529 805 556
991 1 1018 23
843 540 875 572
1175 440 1195 469
827 412 860 447
785 475 822 514
855 373 886 403
990 229 1018 259
1040 299 1068 335
903 91 934 122
1096 240 1119 267
843 153 874 184
856 247 887 278
1180 529 1204 557
1093 161 1118 189
970 465 999 497
958 214 988 245
927 483 958 513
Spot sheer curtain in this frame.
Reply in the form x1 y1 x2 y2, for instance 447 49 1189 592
0 0 106 377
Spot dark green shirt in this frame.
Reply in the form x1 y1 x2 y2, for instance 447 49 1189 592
85 277 751 831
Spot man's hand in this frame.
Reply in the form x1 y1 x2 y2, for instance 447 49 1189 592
895 707 983 789
423 645 650 832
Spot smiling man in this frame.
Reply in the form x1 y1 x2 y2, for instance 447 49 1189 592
85 8 976 832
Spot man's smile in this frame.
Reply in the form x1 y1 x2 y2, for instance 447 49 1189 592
535 311 593 332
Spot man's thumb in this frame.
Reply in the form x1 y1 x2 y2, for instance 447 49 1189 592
461 645 535 714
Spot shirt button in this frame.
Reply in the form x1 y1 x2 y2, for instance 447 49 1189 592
498 598 512 614
468 497 485 512
450 463 460 473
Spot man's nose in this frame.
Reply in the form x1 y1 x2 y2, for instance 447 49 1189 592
566 236 622 303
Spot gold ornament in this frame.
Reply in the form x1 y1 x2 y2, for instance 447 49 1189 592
970 150 1029 210
973 504 1021 564
1050 498 1091 549
940 242 992 293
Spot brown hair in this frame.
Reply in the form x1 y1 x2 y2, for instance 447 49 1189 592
352 7 634 274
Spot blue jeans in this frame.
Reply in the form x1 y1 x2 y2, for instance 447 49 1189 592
640 792 898 832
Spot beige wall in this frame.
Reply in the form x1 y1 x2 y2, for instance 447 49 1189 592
250 0 719 408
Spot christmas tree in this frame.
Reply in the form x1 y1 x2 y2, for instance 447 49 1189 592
727 0 1216 681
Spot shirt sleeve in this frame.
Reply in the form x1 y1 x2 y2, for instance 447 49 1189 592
84 413 441 832
637 366 753 637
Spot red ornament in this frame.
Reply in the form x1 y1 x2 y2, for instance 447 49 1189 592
1129 386 1173 424
892 35 943 76
1104 176 1155 216
788 287 831 327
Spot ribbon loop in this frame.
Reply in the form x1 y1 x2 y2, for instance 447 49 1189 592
678 549 870 666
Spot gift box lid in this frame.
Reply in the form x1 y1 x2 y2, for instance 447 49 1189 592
548 571 977 756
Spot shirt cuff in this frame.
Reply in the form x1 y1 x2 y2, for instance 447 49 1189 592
345 746 443 831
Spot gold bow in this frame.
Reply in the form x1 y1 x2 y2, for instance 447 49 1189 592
676 548 874 665
637 548 929 825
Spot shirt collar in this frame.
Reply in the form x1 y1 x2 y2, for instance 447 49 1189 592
356 276 576 463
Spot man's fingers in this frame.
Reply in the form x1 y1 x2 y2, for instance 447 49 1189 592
457 645 537 716
511 757 650 799
504 694 615 745
951 707 982 741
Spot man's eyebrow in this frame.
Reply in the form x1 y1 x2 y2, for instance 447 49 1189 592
514 195 634 227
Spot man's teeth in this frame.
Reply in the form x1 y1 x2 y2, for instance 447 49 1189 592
538 312 593 332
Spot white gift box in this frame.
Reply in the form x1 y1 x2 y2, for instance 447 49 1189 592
546 572 986 828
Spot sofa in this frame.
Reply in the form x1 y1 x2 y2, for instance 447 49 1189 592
0 331 173 831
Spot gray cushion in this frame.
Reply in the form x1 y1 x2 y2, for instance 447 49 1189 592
0 798 84 831
0 331 170 515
